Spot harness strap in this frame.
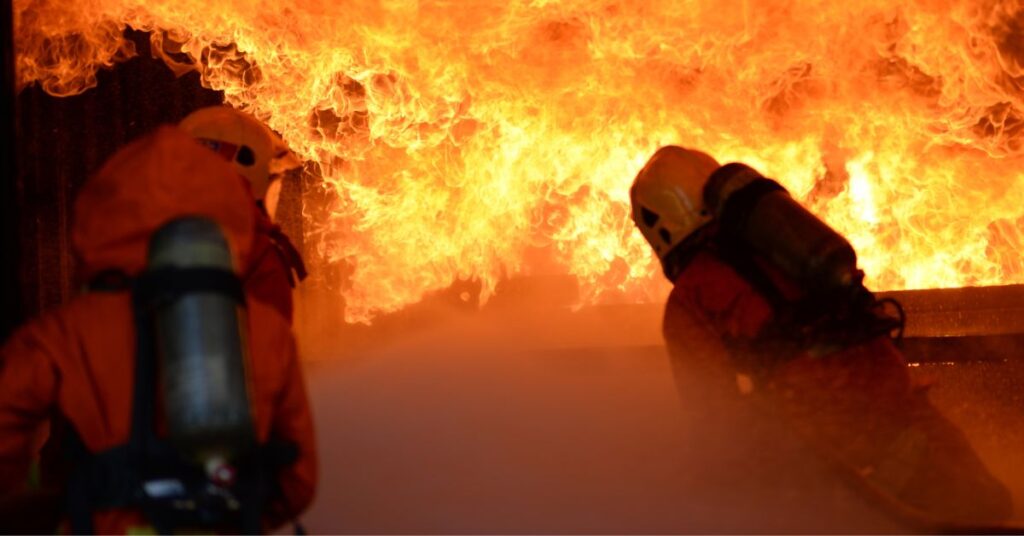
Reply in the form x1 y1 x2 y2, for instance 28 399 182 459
134 267 246 305
87 269 134 292
130 277 157 464
64 430 96 534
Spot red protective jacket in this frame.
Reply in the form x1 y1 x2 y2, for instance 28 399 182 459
0 127 317 533
661 237 1011 524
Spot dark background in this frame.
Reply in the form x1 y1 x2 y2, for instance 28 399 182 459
2 0 19 340
4 27 312 340
10 29 223 327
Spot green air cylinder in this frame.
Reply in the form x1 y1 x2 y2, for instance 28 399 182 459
147 217 255 477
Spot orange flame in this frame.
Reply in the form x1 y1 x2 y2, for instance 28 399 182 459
15 0 1024 321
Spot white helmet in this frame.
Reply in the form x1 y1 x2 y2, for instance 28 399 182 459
630 146 720 263
179 106 299 201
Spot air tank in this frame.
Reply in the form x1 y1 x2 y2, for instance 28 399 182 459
147 217 255 477
703 163 864 296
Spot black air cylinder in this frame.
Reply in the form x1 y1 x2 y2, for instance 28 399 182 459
703 163 864 294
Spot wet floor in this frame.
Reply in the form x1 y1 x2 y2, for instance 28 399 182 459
297 309 1023 533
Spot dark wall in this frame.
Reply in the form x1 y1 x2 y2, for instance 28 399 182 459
14 29 224 319
2 0 19 341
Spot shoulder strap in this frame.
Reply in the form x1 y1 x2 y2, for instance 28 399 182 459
64 428 97 535
86 269 133 292
129 277 160 478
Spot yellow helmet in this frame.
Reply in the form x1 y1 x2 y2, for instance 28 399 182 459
630 146 720 261
179 106 299 200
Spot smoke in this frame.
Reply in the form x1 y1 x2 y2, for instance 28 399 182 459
299 306 928 533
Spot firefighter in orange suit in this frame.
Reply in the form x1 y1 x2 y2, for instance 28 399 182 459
180 106 307 323
0 127 317 533
630 146 1011 526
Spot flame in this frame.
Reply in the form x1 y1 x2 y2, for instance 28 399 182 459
14 0 1024 321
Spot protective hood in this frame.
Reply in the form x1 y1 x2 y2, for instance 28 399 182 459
73 126 256 280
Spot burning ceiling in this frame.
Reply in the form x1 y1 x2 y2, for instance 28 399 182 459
13 0 1024 321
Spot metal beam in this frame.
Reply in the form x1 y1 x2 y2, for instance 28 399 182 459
326 281 1024 365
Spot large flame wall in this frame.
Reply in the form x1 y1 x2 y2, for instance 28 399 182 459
15 0 1024 321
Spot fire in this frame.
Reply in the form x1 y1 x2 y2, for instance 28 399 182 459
14 0 1024 321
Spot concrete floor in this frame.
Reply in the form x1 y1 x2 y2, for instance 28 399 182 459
293 306 1024 533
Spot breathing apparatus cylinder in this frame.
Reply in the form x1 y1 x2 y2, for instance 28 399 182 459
703 163 866 300
146 217 255 480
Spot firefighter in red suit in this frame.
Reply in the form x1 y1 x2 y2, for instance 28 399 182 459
0 128 316 533
180 106 307 323
630 146 1012 526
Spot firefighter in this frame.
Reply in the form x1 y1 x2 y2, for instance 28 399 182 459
0 127 317 533
180 105 307 322
630 146 1012 526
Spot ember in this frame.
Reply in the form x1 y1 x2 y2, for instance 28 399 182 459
14 1 1024 321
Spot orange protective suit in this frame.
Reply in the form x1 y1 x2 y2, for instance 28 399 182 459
0 127 317 533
